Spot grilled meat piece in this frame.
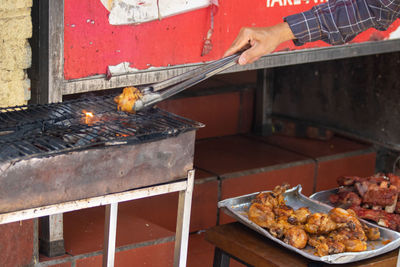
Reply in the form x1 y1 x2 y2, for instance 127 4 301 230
329 191 362 207
337 175 387 187
355 181 397 207
337 176 361 186
350 205 400 231
389 173 400 193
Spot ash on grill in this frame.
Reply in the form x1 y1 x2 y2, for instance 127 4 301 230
0 95 203 163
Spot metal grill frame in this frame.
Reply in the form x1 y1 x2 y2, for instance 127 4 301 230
0 95 203 163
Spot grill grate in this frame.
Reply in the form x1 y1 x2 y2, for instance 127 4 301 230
0 95 203 163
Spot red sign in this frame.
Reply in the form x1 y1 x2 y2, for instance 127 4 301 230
64 0 400 80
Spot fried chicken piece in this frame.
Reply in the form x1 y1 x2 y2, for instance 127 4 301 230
329 208 355 224
328 228 366 244
248 203 276 229
269 216 294 238
248 183 373 256
327 209 370 252
329 208 366 241
252 184 289 208
288 207 311 225
326 240 346 255
283 226 308 249
362 224 381 241
308 235 345 256
304 213 341 234
307 234 320 247
114 87 143 113
274 205 294 218
342 239 367 252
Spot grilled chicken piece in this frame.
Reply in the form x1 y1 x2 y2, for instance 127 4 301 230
342 239 367 252
363 225 381 241
328 228 366 245
249 183 374 256
288 207 311 225
329 208 359 225
248 203 276 229
269 216 295 239
308 235 345 256
329 208 367 241
252 184 289 208
304 213 341 234
114 87 143 113
283 226 308 249
274 205 294 218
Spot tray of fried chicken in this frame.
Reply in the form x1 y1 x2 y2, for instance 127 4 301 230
310 173 400 232
218 184 400 264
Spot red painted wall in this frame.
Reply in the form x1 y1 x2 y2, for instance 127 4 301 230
64 0 400 80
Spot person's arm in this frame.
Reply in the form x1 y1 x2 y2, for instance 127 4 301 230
285 0 400 46
225 0 400 65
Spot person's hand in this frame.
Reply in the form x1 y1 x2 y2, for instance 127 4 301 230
223 22 295 65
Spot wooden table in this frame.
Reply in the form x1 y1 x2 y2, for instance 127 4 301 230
205 222 399 267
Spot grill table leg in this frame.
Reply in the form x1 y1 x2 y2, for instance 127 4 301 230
213 248 230 267
174 170 195 267
102 203 118 267
397 248 400 267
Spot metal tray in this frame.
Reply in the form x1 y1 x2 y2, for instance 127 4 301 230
309 188 339 206
218 185 400 264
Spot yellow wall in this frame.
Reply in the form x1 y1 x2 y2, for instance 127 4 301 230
0 0 32 107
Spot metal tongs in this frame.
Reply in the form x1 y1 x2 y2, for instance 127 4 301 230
132 53 240 111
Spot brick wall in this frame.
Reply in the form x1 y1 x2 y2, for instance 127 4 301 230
0 0 32 108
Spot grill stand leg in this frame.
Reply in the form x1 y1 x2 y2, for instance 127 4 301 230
102 203 118 267
213 247 230 267
174 169 195 267
39 214 65 257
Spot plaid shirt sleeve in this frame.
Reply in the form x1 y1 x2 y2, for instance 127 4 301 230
284 0 400 45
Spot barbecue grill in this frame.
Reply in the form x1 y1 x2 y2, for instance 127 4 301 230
0 95 203 266
0 94 202 162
